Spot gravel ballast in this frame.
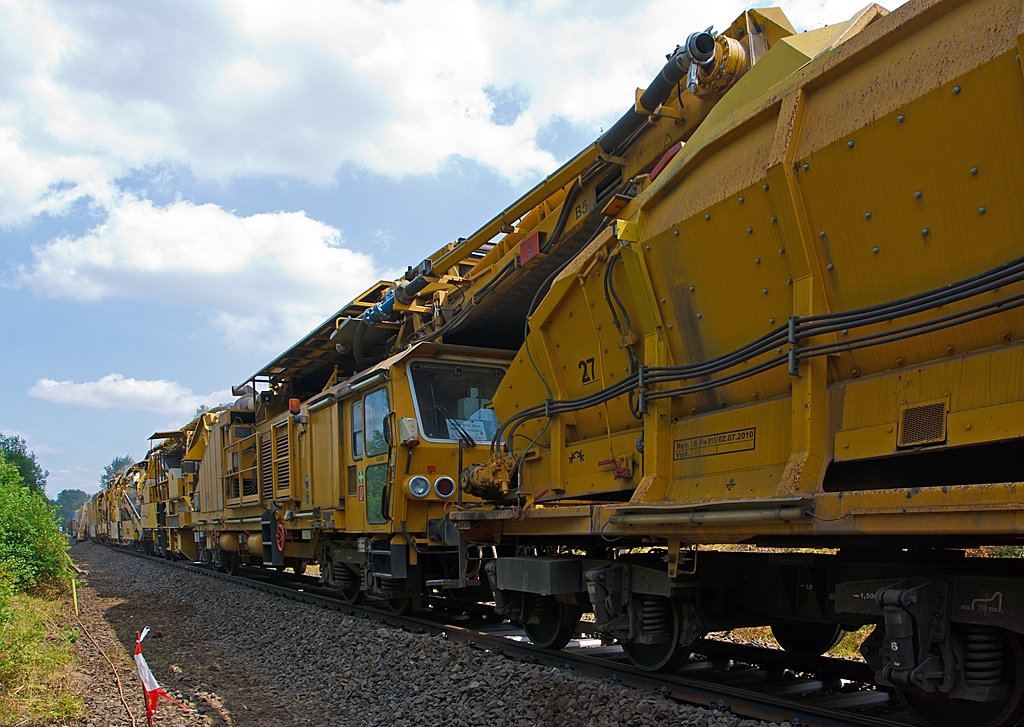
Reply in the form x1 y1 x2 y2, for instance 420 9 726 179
71 542 782 727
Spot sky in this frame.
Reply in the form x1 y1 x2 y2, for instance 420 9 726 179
0 0 894 497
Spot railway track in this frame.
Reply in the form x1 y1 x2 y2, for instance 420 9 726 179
99 545 914 727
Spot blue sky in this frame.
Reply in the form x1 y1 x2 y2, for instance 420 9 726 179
0 0 888 496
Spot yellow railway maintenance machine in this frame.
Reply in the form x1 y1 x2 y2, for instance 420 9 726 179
74 465 145 545
221 340 511 612
442 2 1024 726
143 427 203 560
103 467 145 546
77 494 101 541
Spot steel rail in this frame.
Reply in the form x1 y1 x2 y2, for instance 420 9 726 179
86 544 906 727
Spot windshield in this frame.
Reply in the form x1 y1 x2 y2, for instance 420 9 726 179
409 361 504 444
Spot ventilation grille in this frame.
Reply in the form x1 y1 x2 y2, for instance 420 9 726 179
259 436 273 501
898 402 947 447
275 431 290 492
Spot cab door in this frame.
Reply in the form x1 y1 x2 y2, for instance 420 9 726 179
361 386 391 528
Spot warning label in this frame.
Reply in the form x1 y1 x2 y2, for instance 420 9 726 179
673 427 756 460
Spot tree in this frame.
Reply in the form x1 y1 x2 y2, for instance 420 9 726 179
100 455 134 489
194 404 209 419
0 434 48 495
54 489 88 530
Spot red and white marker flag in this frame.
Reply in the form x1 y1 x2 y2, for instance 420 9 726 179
135 627 192 725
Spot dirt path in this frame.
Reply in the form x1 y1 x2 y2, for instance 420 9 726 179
69 553 205 727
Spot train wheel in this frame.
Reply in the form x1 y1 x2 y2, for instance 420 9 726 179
897 628 1024 727
292 560 306 576
622 596 689 672
771 621 845 657
522 594 582 651
331 563 365 605
388 596 422 615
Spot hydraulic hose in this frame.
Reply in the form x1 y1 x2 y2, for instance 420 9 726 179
540 180 582 253
352 319 372 366
599 31 716 155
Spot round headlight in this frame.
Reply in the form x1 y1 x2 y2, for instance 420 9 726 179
407 476 430 499
434 476 456 498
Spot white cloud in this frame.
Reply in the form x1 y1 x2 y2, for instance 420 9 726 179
0 0 893 227
13 194 390 349
0 127 115 226
29 373 232 417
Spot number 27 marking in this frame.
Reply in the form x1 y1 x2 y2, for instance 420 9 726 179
579 357 596 385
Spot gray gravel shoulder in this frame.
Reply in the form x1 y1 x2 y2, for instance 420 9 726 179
71 542 780 727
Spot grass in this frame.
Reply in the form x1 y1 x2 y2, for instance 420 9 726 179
969 545 1024 558
0 590 84 726
720 624 874 661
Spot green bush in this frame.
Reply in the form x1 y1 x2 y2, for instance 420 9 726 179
0 453 68 594
0 563 12 622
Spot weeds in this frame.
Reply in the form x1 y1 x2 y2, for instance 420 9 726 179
0 592 84 724
719 624 874 661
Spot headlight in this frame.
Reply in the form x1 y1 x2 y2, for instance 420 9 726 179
407 476 430 499
434 476 456 498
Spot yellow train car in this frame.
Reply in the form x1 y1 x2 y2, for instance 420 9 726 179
141 427 202 559
75 465 145 546
187 344 508 612
438 1 1024 724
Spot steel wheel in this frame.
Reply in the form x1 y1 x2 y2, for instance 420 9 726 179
332 563 365 605
522 594 582 650
388 596 422 615
622 596 689 672
898 628 1024 727
771 621 846 657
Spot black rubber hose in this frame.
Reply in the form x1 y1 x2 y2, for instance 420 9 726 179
797 267 1024 341
796 256 1024 330
642 259 1024 384
643 328 787 383
606 253 633 331
644 356 785 401
473 259 516 304
540 180 582 253
603 253 623 334
394 274 431 305
798 290 1024 359
352 319 371 366
599 32 715 154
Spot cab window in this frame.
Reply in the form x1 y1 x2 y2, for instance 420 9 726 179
363 388 390 457
351 401 363 459
409 362 503 444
